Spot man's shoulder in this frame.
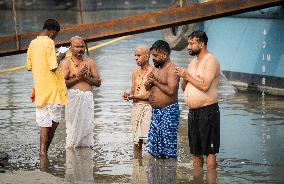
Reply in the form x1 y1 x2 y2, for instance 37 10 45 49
132 67 140 75
206 53 218 61
166 62 177 71
84 57 95 65
61 58 71 66
206 53 220 66
31 37 54 47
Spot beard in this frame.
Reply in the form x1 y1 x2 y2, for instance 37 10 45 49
75 51 84 57
188 48 201 56
153 59 164 68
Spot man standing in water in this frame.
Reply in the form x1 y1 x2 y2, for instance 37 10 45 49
174 31 220 172
122 45 153 159
27 19 67 159
61 36 101 149
145 40 180 159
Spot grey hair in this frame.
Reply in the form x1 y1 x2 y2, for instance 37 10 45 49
135 45 150 55
70 36 84 45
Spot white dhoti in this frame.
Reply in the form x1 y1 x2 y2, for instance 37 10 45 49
131 103 152 144
65 89 94 148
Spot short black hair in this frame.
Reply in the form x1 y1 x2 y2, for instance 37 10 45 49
150 40 171 55
189 31 208 46
43 19 60 32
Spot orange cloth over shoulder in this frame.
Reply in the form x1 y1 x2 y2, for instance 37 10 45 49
31 88 35 102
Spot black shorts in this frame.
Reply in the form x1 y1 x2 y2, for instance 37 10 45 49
188 103 220 155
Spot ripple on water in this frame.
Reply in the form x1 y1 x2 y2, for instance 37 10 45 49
1 23 284 183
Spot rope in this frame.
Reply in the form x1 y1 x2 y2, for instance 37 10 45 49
0 35 131 73
88 35 131 51
0 66 26 73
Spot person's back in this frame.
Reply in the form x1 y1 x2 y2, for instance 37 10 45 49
26 19 67 163
28 36 67 107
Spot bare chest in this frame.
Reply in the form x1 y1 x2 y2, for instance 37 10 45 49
188 61 205 80
134 69 151 93
69 62 90 77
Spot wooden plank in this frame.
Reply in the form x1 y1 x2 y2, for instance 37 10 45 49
0 0 283 56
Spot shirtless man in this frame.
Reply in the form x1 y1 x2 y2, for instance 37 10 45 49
145 40 180 159
174 31 220 171
61 36 101 149
122 45 153 159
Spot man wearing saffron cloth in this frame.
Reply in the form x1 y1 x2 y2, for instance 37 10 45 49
61 36 101 149
145 40 180 159
27 19 67 159
122 45 153 159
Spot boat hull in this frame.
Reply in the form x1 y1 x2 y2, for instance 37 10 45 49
204 6 284 96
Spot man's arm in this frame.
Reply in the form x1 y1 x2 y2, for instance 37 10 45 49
65 76 81 89
123 71 136 101
129 72 150 101
181 79 188 92
144 69 156 91
130 93 150 101
82 60 101 87
144 80 153 91
27 46 32 71
50 53 66 72
150 66 179 96
61 59 80 89
175 58 219 92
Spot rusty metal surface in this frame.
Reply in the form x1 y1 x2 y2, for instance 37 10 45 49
0 0 283 56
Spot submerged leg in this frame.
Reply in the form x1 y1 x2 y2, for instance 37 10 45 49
206 154 217 184
193 166 204 184
206 154 217 169
39 156 49 172
193 155 204 168
39 127 49 158
133 139 143 159
207 167 217 184
46 121 59 153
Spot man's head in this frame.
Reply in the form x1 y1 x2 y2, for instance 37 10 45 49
150 40 171 68
43 19 60 40
135 45 150 67
188 30 208 56
70 36 85 58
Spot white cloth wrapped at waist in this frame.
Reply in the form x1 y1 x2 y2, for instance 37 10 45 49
65 89 94 148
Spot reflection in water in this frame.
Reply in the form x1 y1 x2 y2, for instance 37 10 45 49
206 168 217 184
132 159 148 184
147 158 177 184
65 148 94 183
0 9 284 183
190 167 203 184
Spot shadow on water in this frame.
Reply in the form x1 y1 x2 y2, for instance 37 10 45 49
0 8 284 184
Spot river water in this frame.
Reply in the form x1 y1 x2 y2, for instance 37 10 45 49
0 8 284 184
